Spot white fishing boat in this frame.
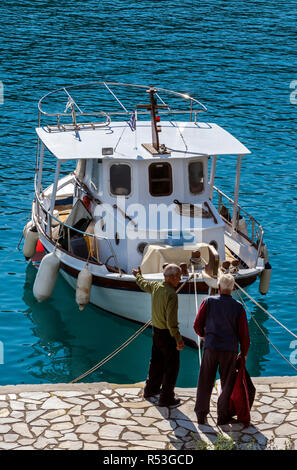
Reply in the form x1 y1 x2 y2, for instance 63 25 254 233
24 82 271 346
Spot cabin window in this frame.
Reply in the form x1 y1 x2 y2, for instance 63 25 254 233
110 164 131 196
188 161 204 194
149 162 172 197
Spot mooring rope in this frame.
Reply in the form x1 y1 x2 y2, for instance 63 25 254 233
236 289 297 372
70 274 194 384
234 281 297 340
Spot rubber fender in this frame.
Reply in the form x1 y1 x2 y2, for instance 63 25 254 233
76 264 93 311
33 251 60 302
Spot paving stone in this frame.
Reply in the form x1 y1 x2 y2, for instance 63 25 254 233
87 416 105 423
84 443 100 450
154 420 177 431
259 396 274 405
121 401 152 409
76 422 99 434
19 438 36 446
131 416 156 426
12 422 33 437
34 437 58 449
41 409 67 420
264 412 286 425
11 411 24 419
83 410 105 416
115 388 141 396
53 391 84 397
0 442 19 449
108 418 136 426
41 397 73 410
59 441 83 450
4 434 19 442
121 430 142 440
257 405 276 414
62 397 88 405
0 409 10 418
68 405 82 416
19 392 50 400
273 398 294 409
30 419 50 426
250 411 262 422
79 433 98 443
0 425 11 433
127 425 160 435
273 438 293 450
10 401 25 411
144 407 169 419
0 396 6 400
44 430 63 438
59 433 79 441
0 402 9 408
98 424 124 439
255 385 271 393
50 422 74 431
73 416 86 426
83 402 100 410
129 439 167 450
8 394 17 399
31 426 46 437
99 398 118 409
101 389 113 395
0 418 20 424
275 423 297 437
51 415 71 423
106 408 131 419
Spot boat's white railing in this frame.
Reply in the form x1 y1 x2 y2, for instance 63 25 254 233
37 81 207 130
33 180 123 275
212 185 264 261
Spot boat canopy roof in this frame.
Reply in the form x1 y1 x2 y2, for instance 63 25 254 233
36 121 250 161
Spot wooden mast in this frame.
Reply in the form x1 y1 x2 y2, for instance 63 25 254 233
137 87 169 154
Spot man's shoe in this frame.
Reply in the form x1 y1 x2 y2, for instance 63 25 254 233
217 416 233 426
158 398 181 408
197 414 206 425
143 392 160 401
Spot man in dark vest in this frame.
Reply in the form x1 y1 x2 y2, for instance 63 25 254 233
133 264 184 408
193 273 250 425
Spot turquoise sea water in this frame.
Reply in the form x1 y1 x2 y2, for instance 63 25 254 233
0 0 297 387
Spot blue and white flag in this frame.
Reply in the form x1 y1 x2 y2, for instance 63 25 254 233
128 111 136 131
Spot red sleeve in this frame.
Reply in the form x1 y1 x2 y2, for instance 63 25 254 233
238 307 250 357
193 300 208 338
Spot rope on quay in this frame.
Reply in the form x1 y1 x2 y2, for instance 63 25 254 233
70 274 194 384
236 288 297 372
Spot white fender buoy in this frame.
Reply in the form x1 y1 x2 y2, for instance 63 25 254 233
23 220 34 238
261 244 269 264
259 262 271 295
23 226 39 259
76 264 93 311
33 251 60 302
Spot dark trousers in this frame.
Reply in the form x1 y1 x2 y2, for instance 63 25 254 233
195 347 237 422
144 327 180 401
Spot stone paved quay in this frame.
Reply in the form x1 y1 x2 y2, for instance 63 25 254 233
0 377 296 450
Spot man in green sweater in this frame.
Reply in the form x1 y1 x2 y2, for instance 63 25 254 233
132 264 184 408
